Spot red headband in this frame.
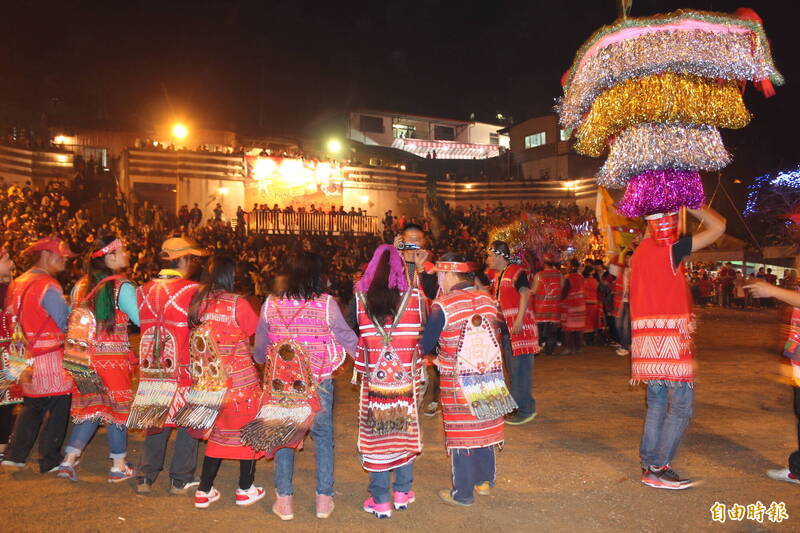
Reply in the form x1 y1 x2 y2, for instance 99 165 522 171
91 238 123 258
435 261 477 272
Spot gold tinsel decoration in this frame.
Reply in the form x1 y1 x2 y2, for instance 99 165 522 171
574 73 751 157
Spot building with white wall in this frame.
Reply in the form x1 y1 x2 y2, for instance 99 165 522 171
346 109 509 160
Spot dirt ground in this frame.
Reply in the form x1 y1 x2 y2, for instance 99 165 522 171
1 307 799 533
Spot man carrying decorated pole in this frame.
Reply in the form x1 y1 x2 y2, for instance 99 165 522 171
632 207 725 490
420 252 515 506
485 241 539 425
134 237 208 494
1 237 75 473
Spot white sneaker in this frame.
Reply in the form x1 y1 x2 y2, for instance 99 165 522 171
235 485 266 506
1 460 26 469
616 348 630 356
195 487 221 509
766 468 800 485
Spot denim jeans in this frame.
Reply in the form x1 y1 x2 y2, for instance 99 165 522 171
275 378 334 496
450 447 496 504
368 462 414 503
640 382 694 468
616 303 631 350
502 332 535 417
65 420 127 459
138 427 199 486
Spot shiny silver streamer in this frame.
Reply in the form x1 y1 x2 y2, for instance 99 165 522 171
597 123 731 188
127 375 179 429
558 30 778 130
172 388 227 429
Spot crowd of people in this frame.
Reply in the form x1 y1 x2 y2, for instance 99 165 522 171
1 176 799 524
689 262 794 309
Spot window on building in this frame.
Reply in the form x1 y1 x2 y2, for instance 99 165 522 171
524 132 546 149
392 123 416 139
489 132 500 146
559 128 571 141
359 115 385 134
433 125 455 141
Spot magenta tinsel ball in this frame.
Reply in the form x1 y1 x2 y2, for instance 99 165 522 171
617 169 705 218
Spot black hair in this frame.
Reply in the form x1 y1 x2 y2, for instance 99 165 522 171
490 241 511 258
85 234 119 334
401 222 424 234
364 249 401 325
284 251 325 300
188 254 237 327
440 251 475 283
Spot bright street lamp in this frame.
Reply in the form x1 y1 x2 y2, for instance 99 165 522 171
327 139 342 154
173 123 188 139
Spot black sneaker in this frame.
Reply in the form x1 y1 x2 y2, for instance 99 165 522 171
640 466 692 490
659 465 692 485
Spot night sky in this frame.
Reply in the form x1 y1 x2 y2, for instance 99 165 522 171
1 0 798 183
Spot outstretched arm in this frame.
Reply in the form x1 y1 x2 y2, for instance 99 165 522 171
745 280 800 308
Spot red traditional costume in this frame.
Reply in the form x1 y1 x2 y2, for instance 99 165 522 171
136 272 200 425
782 307 800 387
5 269 72 397
562 272 586 332
197 292 262 460
583 276 601 332
355 287 424 472
534 268 562 323
630 238 694 383
69 277 136 426
487 265 539 355
0 282 22 406
434 287 504 451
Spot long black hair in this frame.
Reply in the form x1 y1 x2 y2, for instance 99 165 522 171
364 249 401 325
85 234 119 334
283 251 325 300
188 254 237 327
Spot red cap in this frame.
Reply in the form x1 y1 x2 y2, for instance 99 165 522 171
22 236 77 257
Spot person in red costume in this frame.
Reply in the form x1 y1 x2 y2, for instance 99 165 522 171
2 237 75 473
632 207 725 490
485 241 539 425
136 237 209 495
0 246 19 462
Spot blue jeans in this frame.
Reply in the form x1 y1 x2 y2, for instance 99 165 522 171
502 332 535 417
275 378 334 496
368 462 414 503
616 303 631 350
450 447 496 504
65 420 127 460
640 382 694 468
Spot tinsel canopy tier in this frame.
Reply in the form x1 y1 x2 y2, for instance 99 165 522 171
559 9 783 130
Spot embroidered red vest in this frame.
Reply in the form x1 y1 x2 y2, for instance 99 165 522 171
487 265 538 356
534 268 562 323
630 238 694 383
265 295 345 382
5 269 71 396
137 277 199 388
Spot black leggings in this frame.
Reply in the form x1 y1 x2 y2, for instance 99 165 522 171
199 456 256 492
0 404 17 445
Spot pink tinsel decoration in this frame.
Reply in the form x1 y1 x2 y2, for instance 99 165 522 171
617 169 705 218
356 244 409 293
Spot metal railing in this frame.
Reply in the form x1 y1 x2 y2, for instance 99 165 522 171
246 211 379 235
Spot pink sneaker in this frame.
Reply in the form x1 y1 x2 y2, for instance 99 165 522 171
235 485 265 506
194 487 221 509
272 492 294 520
316 493 335 518
393 490 415 510
363 497 392 519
